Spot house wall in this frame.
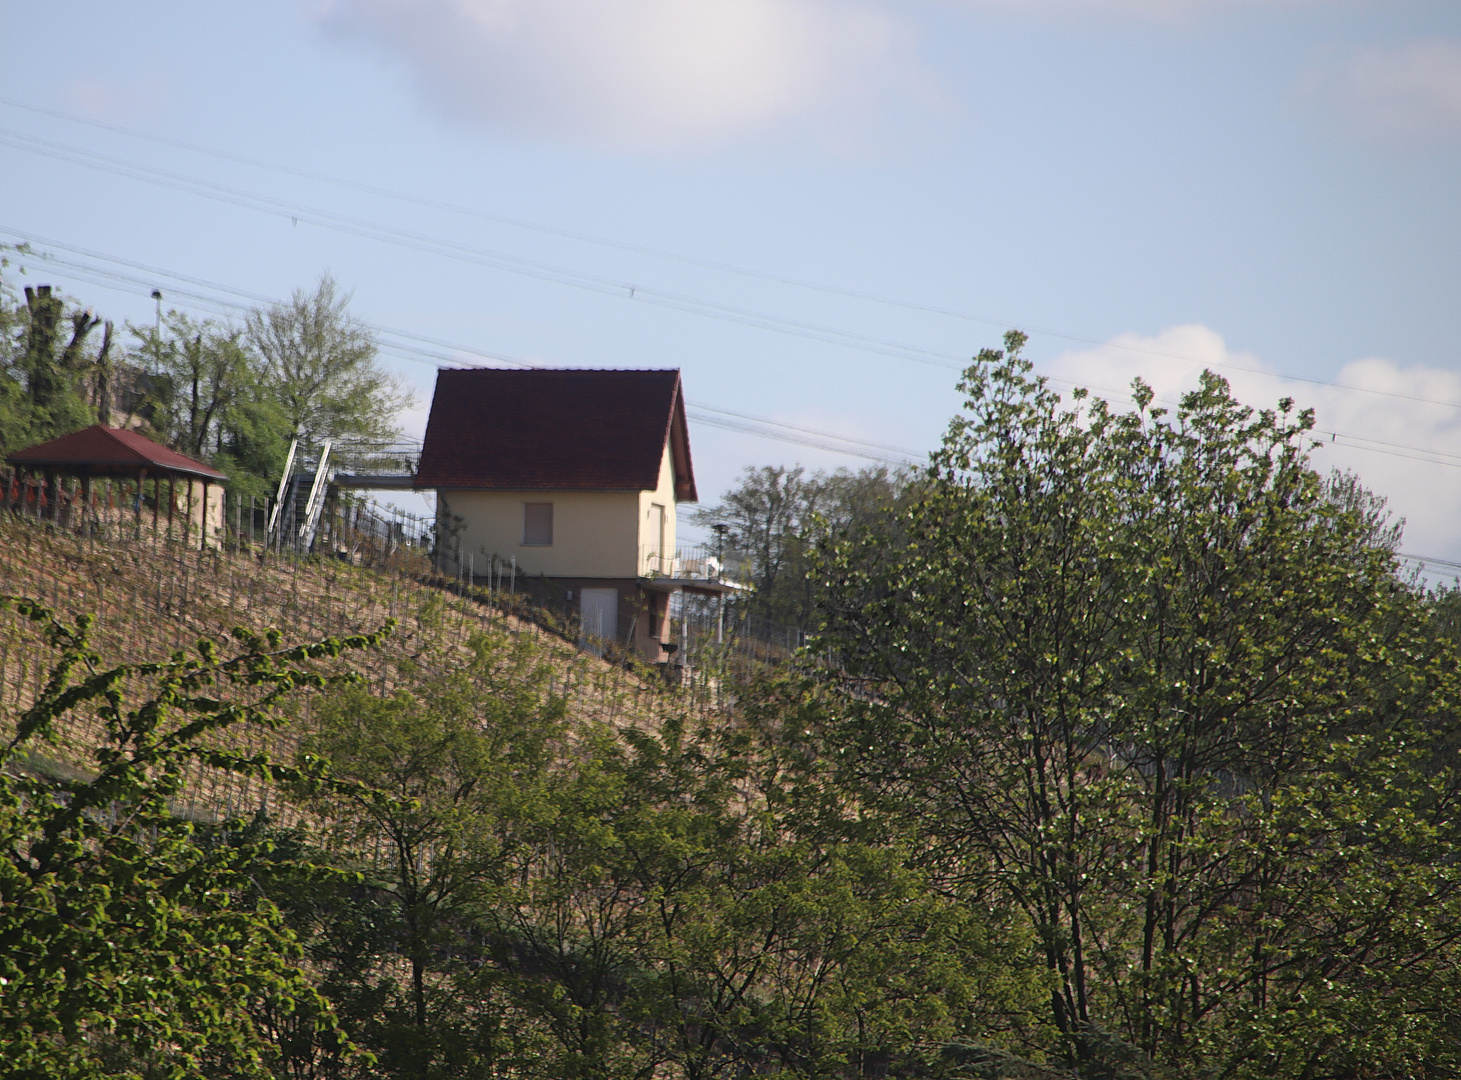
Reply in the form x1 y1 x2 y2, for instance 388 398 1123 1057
636 443 679 576
436 443 684 580
440 488 642 578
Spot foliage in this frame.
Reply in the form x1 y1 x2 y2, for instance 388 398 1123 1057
694 464 913 631
283 642 1034 1080
278 630 571 1079
129 311 252 460
0 594 393 1079
244 274 411 451
0 250 104 459
815 332 1461 1076
128 310 295 504
1 252 408 501
11 313 1461 1080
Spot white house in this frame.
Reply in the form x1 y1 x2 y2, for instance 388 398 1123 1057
415 367 719 661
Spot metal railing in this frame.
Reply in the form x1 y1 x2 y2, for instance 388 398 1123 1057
639 543 752 585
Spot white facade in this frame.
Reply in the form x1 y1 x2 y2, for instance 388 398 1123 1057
438 443 680 578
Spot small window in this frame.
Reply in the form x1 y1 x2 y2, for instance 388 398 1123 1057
523 502 554 546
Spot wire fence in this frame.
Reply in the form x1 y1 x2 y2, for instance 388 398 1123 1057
1 464 812 695
0 508 722 864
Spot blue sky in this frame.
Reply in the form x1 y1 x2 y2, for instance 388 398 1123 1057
3 0 1460 561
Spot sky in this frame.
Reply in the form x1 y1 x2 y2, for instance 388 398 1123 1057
3 0 1460 565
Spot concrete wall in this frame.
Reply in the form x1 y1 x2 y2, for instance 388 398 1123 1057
168 477 226 547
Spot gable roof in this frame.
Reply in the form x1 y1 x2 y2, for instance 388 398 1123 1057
7 425 227 481
414 368 697 501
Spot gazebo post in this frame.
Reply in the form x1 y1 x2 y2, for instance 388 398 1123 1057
6 428 226 546
44 468 57 524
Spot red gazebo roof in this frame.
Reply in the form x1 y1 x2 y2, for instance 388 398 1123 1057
7 425 227 481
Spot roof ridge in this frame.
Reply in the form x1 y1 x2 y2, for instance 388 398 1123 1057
438 366 681 374
96 425 151 464
416 367 695 499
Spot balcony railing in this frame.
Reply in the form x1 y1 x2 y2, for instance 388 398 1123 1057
640 543 751 586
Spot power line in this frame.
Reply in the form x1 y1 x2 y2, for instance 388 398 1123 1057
0 132 961 369
3 234 920 465
0 97 1062 332
7 126 1461 416
1398 552 1461 575
10 95 1451 422
9 231 1460 473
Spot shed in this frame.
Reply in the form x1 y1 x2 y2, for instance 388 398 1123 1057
6 425 227 548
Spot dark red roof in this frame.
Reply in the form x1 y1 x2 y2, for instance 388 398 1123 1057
7 425 227 481
414 368 696 501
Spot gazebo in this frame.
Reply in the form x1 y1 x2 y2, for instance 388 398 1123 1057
5 425 227 549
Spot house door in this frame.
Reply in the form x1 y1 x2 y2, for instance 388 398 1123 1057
651 503 667 573
580 588 619 656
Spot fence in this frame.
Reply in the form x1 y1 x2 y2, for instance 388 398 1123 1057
0 506 721 863
1 463 813 692
639 542 753 584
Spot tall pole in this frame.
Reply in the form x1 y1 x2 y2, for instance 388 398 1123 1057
713 522 728 645
150 290 163 373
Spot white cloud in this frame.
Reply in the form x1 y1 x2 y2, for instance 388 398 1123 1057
944 0 1336 20
311 0 926 150
1301 38 1461 146
1041 325 1461 561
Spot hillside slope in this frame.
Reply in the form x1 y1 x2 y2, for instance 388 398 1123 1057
0 517 682 823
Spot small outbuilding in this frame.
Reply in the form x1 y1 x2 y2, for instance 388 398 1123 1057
5 425 227 548
415 367 725 661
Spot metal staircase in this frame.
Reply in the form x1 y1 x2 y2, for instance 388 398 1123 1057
266 438 335 553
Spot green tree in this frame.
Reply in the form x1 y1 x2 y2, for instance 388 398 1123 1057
816 333 1461 1076
245 275 410 451
294 640 1036 1080
607 678 1045 1080
695 464 911 631
0 254 104 456
130 311 252 460
288 629 569 1079
0 595 390 1079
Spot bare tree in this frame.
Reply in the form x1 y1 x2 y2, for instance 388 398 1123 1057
244 274 410 448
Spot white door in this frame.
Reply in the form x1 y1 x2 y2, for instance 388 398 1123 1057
650 503 667 573
580 588 619 656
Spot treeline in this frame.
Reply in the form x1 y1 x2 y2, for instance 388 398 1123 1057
6 333 1461 1079
694 463 917 632
0 252 407 501
2 605 1025 1080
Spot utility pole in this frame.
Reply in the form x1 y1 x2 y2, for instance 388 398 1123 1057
712 523 729 644
150 290 163 373
712 523 728 579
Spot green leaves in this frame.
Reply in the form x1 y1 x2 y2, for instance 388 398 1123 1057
0 596 386 1078
816 339 1461 1076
